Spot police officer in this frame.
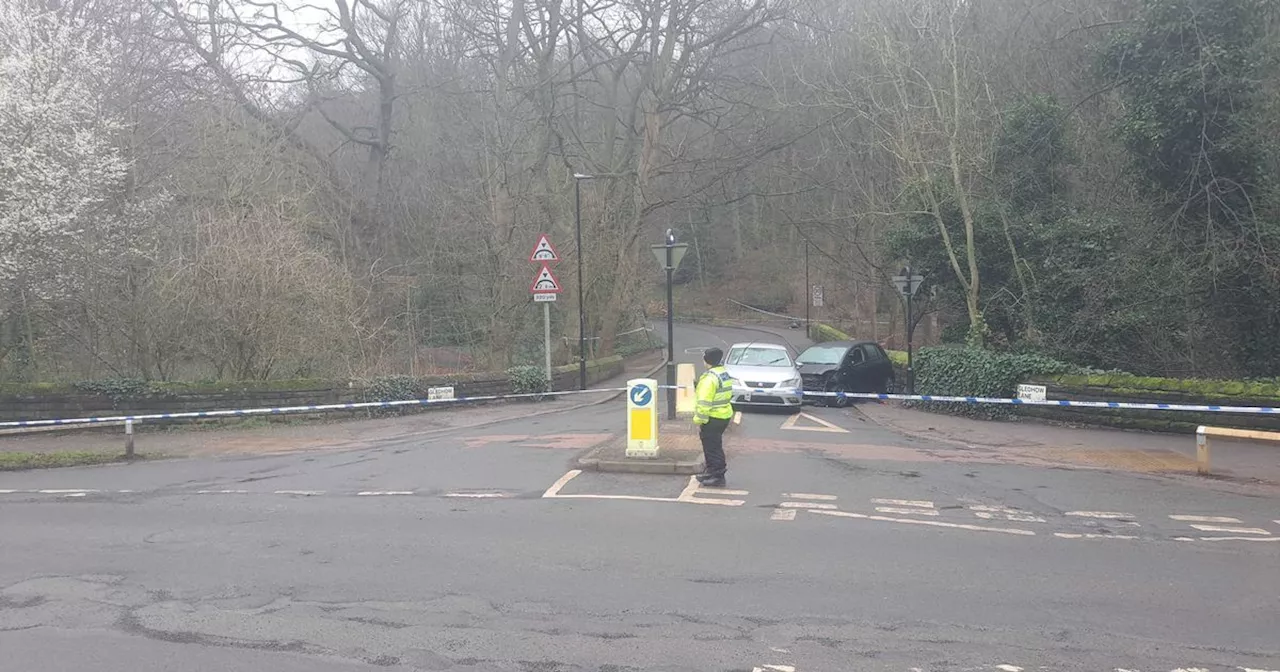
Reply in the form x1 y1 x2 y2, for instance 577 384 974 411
693 347 734 487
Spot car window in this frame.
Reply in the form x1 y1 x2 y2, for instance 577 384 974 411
796 345 848 366
862 344 882 362
727 346 792 367
848 348 865 365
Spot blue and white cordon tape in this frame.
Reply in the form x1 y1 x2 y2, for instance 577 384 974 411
1 385 1275 430
0 386 630 429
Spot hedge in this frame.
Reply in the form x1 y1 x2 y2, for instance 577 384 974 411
809 322 908 366
912 347 1077 419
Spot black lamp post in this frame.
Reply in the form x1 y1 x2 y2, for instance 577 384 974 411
650 229 688 420
573 173 593 390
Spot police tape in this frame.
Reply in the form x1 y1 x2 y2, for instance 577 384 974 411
0 386 632 429
776 389 1279 415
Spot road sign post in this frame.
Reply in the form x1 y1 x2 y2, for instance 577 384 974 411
625 378 659 458
650 230 689 421
892 267 926 394
530 236 563 390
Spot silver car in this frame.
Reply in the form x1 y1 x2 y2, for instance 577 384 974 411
723 342 803 410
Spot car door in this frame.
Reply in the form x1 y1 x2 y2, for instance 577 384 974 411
841 346 870 391
868 344 893 389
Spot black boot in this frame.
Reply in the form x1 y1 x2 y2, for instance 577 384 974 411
700 476 726 487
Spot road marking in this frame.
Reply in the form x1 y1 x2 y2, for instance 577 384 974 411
871 498 934 508
1188 525 1271 535
780 412 848 433
1054 532 1139 540
771 509 798 521
276 490 326 496
63 493 87 498
677 476 746 506
784 493 838 501
542 470 582 498
973 511 1046 523
996 666 1023 672
1239 667 1280 672
811 509 1036 536
0 490 17 494
1171 668 1210 672
443 492 509 498
38 489 97 494
877 507 940 516
197 489 248 494
1065 511 1134 519
733 411 742 424
355 491 412 496
1176 536 1280 543
754 666 795 672
1170 515 1242 523
779 501 837 510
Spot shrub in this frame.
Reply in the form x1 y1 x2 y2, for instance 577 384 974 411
809 322 851 343
364 375 424 416
506 365 549 396
913 347 1078 418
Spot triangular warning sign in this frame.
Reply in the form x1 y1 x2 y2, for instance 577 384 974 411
529 264 563 294
529 234 559 263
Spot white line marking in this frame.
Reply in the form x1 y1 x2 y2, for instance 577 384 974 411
677 476 700 501
698 489 750 496
1170 514 1242 523
876 507 940 516
1239 667 1280 672
0 489 18 494
1177 536 1280 543
779 501 837 510
785 493 837 501
771 509 798 521
1189 524 1270 535
753 666 795 672
973 511 1046 523
274 490 325 496
117 490 134 493
550 494 687 503
542 470 581 498
1054 532 1139 540
996 666 1023 672
1172 668 1210 672
811 509 1035 536
63 493 87 498
356 491 411 496
443 493 508 498
1065 511 1134 519
197 489 248 494
733 411 742 424
38 489 97 494
871 498 934 508
780 412 848 433
768 647 790 654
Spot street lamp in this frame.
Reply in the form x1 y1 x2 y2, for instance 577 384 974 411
573 173 593 390
892 265 925 394
650 229 688 420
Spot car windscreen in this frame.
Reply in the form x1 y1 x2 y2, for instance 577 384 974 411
796 345 849 366
726 347 792 367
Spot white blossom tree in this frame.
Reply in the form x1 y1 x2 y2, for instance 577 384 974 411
0 1 131 373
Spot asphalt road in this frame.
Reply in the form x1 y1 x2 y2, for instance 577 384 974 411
1 323 1278 672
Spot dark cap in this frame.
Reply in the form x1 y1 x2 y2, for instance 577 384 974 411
703 347 724 366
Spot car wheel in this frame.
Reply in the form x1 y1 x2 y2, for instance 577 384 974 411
875 377 892 396
823 379 849 408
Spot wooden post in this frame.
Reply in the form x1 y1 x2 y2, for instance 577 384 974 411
1195 426 1209 475
124 419 135 459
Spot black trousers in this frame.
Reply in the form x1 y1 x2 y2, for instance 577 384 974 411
699 417 730 477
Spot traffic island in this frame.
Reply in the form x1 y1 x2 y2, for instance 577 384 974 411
575 418 739 474
576 427 703 474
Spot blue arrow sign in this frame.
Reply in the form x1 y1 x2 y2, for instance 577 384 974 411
629 384 653 407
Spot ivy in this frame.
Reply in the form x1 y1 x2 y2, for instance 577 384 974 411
913 347 1078 419
506 365 549 396
72 378 156 404
363 375 427 416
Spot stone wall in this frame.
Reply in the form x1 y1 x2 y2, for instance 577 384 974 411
0 356 626 424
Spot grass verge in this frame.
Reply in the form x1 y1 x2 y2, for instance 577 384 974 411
0 451 140 471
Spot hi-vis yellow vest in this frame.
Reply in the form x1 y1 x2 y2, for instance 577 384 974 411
694 366 734 424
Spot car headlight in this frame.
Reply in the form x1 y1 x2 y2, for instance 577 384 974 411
783 377 802 390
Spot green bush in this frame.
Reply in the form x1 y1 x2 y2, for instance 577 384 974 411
73 378 157 404
364 375 426 416
506 365 549 396
809 322 851 342
913 347 1078 418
